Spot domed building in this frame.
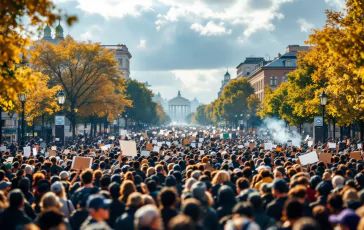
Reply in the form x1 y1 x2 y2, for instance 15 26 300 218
168 91 191 121
218 71 231 97
42 21 64 44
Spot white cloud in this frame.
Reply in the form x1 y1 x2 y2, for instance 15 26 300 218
138 39 147 48
324 0 345 9
190 21 232 36
75 0 154 19
297 18 315 32
80 24 102 41
72 0 294 38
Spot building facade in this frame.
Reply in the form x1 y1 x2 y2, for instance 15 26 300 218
168 91 191 121
190 98 200 114
248 45 309 101
101 45 132 79
1 111 18 143
236 57 265 79
218 71 231 97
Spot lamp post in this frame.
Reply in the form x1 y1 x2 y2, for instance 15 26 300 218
55 90 66 146
117 114 121 134
319 90 328 144
125 114 128 129
18 93 27 147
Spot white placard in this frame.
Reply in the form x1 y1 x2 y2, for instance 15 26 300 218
328 142 336 149
200 150 204 155
23 146 31 157
198 143 202 148
157 142 163 147
110 136 115 140
119 140 137 157
191 143 196 148
244 142 249 147
308 141 313 147
166 142 171 147
141 151 150 157
51 146 57 150
164 155 170 161
173 141 179 145
199 138 204 143
152 140 157 144
119 130 127 136
298 151 319 166
238 145 244 149
6 157 14 162
264 143 272 150
358 143 362 149
0 146 6 151
178 144 182 148
101 146 108 151
153 146 160 152
32 148 37 156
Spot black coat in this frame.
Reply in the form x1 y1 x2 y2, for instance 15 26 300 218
114 206 138 230
0 207 32 230
266 197 288 221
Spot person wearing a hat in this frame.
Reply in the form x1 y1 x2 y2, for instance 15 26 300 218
191 181 219 230
310 181 331 209
266 179 288 221
329 209 360 230
4 163 14 180
51 181 75 218
80 194 112 230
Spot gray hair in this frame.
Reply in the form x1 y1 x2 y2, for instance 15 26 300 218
134 204 160 229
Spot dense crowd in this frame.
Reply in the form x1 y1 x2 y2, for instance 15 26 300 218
0 126 363 230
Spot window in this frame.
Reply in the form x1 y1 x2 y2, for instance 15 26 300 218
282 76 288 82
270 76 277 86
285 60 292 66
246 67 251 76
118 58 123 67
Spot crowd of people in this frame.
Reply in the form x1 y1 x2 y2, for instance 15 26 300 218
0 126 363 230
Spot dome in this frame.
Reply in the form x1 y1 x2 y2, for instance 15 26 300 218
43 24 52 38
224 71 230 77
55 21 64 38
168 91 190 106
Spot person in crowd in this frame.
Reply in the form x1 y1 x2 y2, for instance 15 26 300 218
51 181 75 218
266 178 288 221
158 187 179 230
134 204 162 230
80 194 112 230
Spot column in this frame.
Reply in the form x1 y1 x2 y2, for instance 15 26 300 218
174 106 176 119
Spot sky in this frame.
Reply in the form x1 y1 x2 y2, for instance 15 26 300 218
52 0 345 104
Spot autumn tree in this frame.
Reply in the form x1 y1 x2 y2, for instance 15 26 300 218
0 0 76 110
30 37 131 137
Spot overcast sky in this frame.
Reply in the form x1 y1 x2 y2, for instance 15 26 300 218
53 0 345 104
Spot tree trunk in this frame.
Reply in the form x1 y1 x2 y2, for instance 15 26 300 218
359 120 364 142
333 119 336 140
70 114 76 139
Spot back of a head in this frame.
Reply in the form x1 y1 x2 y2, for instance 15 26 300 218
127 192 143 208
292 217 320 230
182 198 201 222
134 204 160 230
159 187 178 208
232 202 253 218
41 192 60 211
168 214 196 230
284 199 303 220
217 185 236 206
8 189 24 208
37 210 65 230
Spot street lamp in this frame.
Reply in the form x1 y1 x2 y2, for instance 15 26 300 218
18 92 27 147
125 114 128 129
319 90 328 144
117 114 121 133
57 90 66 111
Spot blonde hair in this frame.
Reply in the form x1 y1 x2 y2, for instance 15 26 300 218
142 194 156 206
147 167 156 177
40 192 62 211
343 188 359 203
211 171 230 185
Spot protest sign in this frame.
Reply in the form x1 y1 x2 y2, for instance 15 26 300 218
153 146 160 152
166 142 171 147
23 147 31 157
238 145 244 149
358 143 362 149
199 138 204 143
264 143 272 150
308 141 313 147
49 150 57 156
0 146 6 151
119 140 137 157
63 149 70 154
119 130 127 136
146 143 153 151
157 142 163 147
191 143 196 148
51 146 57 150
287 140 292 147
298 151 319 166
350 151 361 160
249 143 255 148
152 140 158 144
101 145 108 151
319 152 332 164
6 157 13 162
32 148 37 156
198 143 202 148
200 150 204 155
328 142 336 149
71 156 93 169
141 151 150 157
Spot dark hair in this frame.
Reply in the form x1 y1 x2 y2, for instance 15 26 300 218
8 189 24 208
0 170 5 181
159 187 178 208
217 185 236 206
284 199 303 220
37 210 65 230
182 198 201 222
232 202 253 218
168 214 196 230
80 169 93 185
327 193 343 212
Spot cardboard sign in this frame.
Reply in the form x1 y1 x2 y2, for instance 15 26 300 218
298 151 319 166
350 151 361 160
167 134 172 139
319 152 332 164
184 139 191 145
264 143 272 150
49 150 57 156
141 151 150 157
119 140 137 157
249 143 255 148
71 156 93 169
63 149 70 154
328 142 336 149
146 143 153 151
51 146 57 150
23 147 31 157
